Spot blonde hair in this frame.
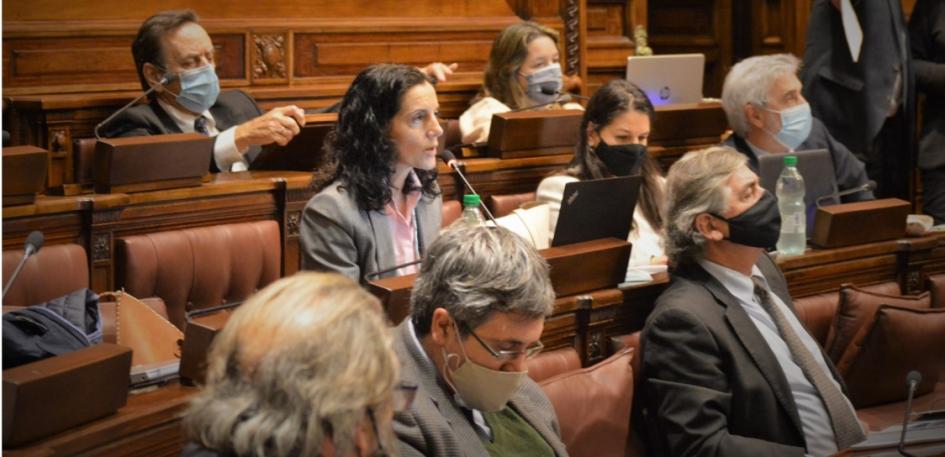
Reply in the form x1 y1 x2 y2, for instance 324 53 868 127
663 146 747 266
480 21 560 109
183 272 397 457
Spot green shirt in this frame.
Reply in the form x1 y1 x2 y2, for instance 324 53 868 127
481 407 555 457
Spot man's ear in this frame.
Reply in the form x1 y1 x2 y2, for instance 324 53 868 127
142 62 167 93
429 308 452 346
694 213 726 242
745 103 766 130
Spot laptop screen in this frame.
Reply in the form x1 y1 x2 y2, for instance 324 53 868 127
552 175 642 247
626 54 705 106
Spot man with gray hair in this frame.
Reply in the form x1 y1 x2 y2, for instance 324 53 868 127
721 53 873 203
641 146 865 456
392 224 568 457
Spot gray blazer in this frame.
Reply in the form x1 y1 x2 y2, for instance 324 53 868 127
640 255 848 457
391 322 569 457
300 180 441 284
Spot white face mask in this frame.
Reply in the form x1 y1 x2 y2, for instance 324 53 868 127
761 102 813 151
522 63 563 105
440 320 526 412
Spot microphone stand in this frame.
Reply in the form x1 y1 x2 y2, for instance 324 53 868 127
93 75 176 140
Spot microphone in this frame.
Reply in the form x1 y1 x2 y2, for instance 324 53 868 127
94 74 178 140
545 86 590 102
437 149 497 224
815 180 877 207
508 86 584 113
897 370 922 457
2 231 45 301
364 259 424 281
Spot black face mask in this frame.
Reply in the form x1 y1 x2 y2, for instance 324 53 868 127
595 141 647 177
712 191 781 249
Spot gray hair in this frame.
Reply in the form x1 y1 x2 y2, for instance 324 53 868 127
721 53 801 136
410 224 555 336
663 146 747 265
182 272 397 457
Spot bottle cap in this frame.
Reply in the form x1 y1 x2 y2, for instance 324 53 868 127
783 155 797 166
463 194 481 207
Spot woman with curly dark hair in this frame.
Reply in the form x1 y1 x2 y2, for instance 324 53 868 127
301 64 443 283
537 79 667 271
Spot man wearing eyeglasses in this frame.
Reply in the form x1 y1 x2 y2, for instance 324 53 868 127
391 224 569 457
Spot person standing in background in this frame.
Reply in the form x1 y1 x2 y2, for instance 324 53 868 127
800 0 914 200
910 0 945 224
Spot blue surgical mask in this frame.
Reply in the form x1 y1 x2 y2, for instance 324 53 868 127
522 63 562 105
170 65 220 114
763 102 812 151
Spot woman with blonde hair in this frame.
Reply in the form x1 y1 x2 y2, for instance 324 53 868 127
459 21 582 144
181 272 415 457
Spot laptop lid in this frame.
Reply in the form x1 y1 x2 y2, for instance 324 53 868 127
625 53 705 106
552 175 642 247
757 148 839 233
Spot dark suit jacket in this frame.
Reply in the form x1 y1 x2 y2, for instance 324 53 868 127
910 0 945 170
723 117 874 202
100 90 263 172
800 0 914 157
391 322 569 457
640 254 848 457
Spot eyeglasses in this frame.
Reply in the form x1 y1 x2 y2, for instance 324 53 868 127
466 327 544 362
392 382 418 413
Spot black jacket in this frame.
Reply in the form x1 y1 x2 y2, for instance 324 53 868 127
910 0 945 170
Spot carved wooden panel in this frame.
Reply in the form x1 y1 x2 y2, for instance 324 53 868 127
647 0 732 97
585 0 640 96
252 32 288 84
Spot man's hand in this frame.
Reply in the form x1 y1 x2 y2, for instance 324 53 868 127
234 105 306 151
419 62 458 83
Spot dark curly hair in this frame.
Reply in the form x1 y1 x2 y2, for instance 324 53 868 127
312 64 440 212
562 79 664 232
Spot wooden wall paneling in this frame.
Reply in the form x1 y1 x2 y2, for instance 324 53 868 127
647 0 732 98
585 0 637 95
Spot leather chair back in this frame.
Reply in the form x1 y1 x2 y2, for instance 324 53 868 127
115 221 281 330
539 347 635 457
2 243 89 309
527 347 582 382
442 200 461 227
487 192 536 218
927 273 945 309
792 281 900 346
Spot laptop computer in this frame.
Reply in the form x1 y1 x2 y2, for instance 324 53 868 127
757 149 839 233
552 175 642 247
626 53 705 106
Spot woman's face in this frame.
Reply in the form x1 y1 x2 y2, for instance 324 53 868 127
516 35 560 93
588 109 651 148
389 81 443 173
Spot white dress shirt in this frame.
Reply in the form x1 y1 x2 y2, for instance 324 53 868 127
699 259 860 457
157 99 249 172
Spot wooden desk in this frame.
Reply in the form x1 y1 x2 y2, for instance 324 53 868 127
4 383 196 457
2 171 315 291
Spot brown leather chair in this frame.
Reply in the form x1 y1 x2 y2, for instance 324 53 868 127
2 243 89 309
536 347 635 457
527 346 582 382
487 192 537 218
115 220 281 330
792 282 901 347
926 273 945 309
441 199 462 227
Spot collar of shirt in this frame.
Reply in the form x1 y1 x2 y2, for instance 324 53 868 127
697 259 763 304
386 170 423 219
745 137 774 159
157 98 219 135
406 319 493 438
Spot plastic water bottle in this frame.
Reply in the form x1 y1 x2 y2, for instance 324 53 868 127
776 155 806 255
461 194 485 226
